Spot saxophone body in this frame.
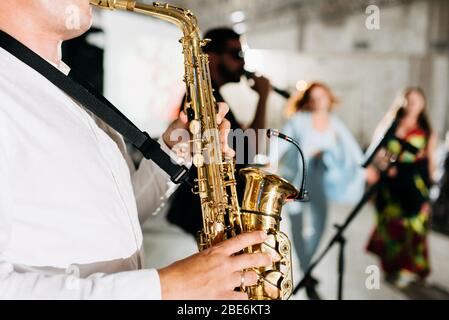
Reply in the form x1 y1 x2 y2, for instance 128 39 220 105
91 0 297 300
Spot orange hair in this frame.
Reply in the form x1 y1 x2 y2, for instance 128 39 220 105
284 82 340 118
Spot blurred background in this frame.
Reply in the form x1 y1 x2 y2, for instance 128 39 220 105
65 0 449 300
79 0 449 145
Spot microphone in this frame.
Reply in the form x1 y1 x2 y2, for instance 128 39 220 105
267 129 309 202
243 70 291 99
362 110 419 168
362 118 399 168
267 129 292 142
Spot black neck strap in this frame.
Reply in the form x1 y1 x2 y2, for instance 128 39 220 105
0 30 190 185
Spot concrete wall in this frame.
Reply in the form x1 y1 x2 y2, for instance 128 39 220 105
222 50 418 146
98 0 449 142
302 1 429 55
225 0 449 144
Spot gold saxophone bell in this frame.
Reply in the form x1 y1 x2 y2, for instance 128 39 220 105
92 0 297 300
240 168 297 300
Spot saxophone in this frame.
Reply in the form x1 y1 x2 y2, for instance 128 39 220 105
91 0 298 300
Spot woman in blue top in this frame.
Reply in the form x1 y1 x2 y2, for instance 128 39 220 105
279 82 366 299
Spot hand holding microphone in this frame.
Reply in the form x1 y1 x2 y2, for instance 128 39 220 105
244 70 291 99
243 70 271 99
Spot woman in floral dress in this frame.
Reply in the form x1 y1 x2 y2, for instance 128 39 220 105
367 87 437 287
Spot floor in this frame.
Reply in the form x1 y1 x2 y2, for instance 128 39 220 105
142 202 449 300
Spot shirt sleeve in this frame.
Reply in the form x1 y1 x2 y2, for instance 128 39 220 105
0 264 161 300
0 116 162 300
132 137 191 225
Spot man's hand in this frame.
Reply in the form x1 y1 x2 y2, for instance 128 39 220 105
250 75 271 100
162 102 235 158
157 231 272 300
365 166 380 185
247 75 271 131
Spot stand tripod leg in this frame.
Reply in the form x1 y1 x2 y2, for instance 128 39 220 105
293 181 381 296
336 232 346 300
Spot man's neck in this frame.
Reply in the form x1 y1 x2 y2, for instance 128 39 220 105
0 22 62 65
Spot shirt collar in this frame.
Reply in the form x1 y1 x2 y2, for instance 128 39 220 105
49 60 71 76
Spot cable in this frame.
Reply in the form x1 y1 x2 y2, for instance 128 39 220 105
267 129 308 202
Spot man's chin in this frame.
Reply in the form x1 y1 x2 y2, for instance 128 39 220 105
62 22 92 40
63 8 93 40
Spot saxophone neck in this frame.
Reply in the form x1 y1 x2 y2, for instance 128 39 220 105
90 0 200 38
89 0 133 10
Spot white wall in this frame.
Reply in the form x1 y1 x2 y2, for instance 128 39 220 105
103 10 185 137
429 55 449 136
246 24 301 51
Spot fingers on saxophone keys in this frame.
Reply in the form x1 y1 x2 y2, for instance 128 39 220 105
218 118 235 159
221 231 268 255
179 110 189 125
232 270 259 289
232 253 272 271
219 118 231 141
216 102 230 125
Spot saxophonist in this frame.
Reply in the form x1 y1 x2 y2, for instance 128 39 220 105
0 0 271 299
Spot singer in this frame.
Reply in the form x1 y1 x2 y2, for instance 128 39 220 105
366 87 437 288
278 82 366 299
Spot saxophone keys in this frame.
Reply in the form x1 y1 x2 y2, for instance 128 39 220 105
281 279 293 296
279 242 290 256
261 239 281 264
200 39 211 47
222 180 236 187
192 177 208 194
261 271 283 300
193 154 205 167
189 119 201 134
213 221 225 233
191 185 200 195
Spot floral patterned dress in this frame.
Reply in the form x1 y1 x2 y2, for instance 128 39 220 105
367 128 431 278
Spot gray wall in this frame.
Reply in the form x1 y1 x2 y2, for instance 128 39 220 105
194 0 449 144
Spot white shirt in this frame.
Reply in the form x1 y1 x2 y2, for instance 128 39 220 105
302 126 336 159
0 47 179 299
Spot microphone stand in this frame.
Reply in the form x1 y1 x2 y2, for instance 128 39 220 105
292 171 385 299
269 86 291 100
292 120 418 300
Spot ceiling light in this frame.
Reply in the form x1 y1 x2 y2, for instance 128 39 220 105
296 80 308 92
233 22 247 35
230 11 246 23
